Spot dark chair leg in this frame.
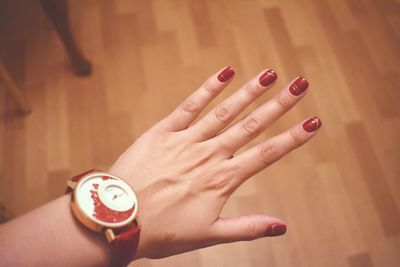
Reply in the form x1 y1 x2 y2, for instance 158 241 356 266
39 0 92 76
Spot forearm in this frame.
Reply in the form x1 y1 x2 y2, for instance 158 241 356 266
0 195 110 267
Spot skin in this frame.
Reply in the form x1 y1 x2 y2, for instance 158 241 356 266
0 67 320 266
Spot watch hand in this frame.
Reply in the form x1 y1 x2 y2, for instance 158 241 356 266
112 192 126 200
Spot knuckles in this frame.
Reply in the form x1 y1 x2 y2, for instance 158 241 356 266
259 141 280 163
242 117 260 135
274 92 292 110
245 219 260 240
289 127 305 147
181 99 199 113
244 82 264 96
215 106 232 123
203 80 218 95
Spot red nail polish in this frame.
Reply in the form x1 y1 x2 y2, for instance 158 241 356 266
265 224 287 237
217 67 235 82
259 69 278 87
289 77 308 96
303 117 322 132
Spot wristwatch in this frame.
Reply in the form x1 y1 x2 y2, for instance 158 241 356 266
66 169 141 267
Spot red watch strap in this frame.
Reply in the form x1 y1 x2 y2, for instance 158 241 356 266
71 168 99 181
111 224 141 267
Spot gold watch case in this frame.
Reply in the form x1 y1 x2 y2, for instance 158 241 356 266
67 171 139 242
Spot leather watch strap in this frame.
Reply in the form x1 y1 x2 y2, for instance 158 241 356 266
71 169 99 182
112 224 141 267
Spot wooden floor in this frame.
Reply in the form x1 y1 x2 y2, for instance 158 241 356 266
1 0 400 266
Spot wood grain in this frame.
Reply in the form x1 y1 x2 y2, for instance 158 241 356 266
1 0 399 266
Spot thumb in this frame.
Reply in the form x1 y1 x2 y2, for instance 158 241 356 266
211 215 287 243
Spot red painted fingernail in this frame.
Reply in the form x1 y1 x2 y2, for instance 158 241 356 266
289 77 308 96
303 117 322 132
265 224 287 237
259 69 277 87
217 66 235 82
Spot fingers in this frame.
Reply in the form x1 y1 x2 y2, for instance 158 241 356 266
228 117 322 180
214 77 309 154
158 66 235 132
187 69 278 140
211 215 286 243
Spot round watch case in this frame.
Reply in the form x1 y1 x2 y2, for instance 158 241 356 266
71 172 138 231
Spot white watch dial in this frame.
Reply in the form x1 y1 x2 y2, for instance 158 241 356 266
98 180 135 212
74 173 138 228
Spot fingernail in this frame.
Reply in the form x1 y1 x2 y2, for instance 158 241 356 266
303 117 322 132
289 77 308 96
265 223 287 237
217 66 235 82
259 69 277 87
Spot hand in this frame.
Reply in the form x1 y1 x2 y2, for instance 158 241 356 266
109 66 321 259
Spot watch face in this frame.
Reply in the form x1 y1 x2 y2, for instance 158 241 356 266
74 173 138 228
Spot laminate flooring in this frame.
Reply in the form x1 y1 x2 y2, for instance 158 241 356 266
0 0 399 266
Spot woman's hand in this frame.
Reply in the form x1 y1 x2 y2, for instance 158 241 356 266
109 66 321 259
